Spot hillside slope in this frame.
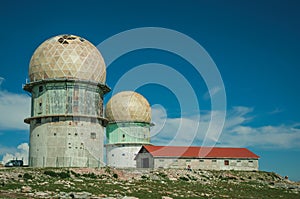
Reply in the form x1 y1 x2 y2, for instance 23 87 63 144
0 167 299 198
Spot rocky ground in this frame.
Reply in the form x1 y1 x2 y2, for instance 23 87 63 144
0 167 299 198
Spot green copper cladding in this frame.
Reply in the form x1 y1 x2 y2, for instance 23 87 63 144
24 79 110 122
106 122 151 144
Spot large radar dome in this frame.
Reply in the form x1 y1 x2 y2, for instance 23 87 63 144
105 91 151 123
29 34 106 83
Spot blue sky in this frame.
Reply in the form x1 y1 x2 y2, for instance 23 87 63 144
0 0 300 180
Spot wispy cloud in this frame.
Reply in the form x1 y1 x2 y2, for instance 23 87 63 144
1 143 29 165
151 106 300 149
268 107 284 115
203 86 221 100
0 77 30 130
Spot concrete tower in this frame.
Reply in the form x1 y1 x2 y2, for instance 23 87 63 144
105 91 152 168
24 34 110 167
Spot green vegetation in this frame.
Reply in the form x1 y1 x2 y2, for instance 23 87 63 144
43 170 70 178
0 167 299 199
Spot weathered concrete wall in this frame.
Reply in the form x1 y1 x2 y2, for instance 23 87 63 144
106 121 151 168
26 81 106 167
106 145 142 168
29 119 104 167
152 158 259 171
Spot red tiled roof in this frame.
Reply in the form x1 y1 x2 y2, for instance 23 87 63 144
142 145 259 159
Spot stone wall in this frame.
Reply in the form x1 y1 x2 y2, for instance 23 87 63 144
153 157 259 171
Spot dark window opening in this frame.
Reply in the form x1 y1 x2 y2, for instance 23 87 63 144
36 118 41 124
112 154 114 157
212 159 217 162
122 153 125 156
54 133 56 136
52 116 59 122
37 134 39 137
248 160 253 163
91 132 96 139
91 118 96 123
122 134 125 138
39 86 43 93
224 160 229 166
199 159 204 162
237 160 241 163
75 133 78 136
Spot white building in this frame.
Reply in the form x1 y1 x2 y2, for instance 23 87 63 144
136 145 259 171
105 91 152 168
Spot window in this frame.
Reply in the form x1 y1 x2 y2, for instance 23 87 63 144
39 86 43 93
91 118 96 123
112 154 114 157
91 132 96 139
212 159 217 162
199 159 204 162
75 133 78 136
248 160 253 163
122 153 125 156
36 118 41 124
224 160 229 166
186 160 191 162
159 159 164 162
122 134 125 138
52 116 59 122
237 160 241 163
54 133 57 136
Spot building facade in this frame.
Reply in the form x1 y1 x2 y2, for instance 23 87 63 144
136 146 259 171
105 91 152 168
24 35 110 167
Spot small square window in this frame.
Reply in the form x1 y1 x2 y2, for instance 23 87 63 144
212 160 217 162
122 153 125 156
199 159 204 162
91 132 96 139
36 118 41 124
224 160 229 165
54 133 57 136
112 154 114 157
237 160 241 163
248 160 253 163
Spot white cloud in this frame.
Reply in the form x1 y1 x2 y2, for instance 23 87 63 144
0 77 30 130
151 106 300 149
203 86 221 100
2 143 29 165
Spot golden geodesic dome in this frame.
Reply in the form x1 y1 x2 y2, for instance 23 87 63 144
105 91 151 123
29 34 106 83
